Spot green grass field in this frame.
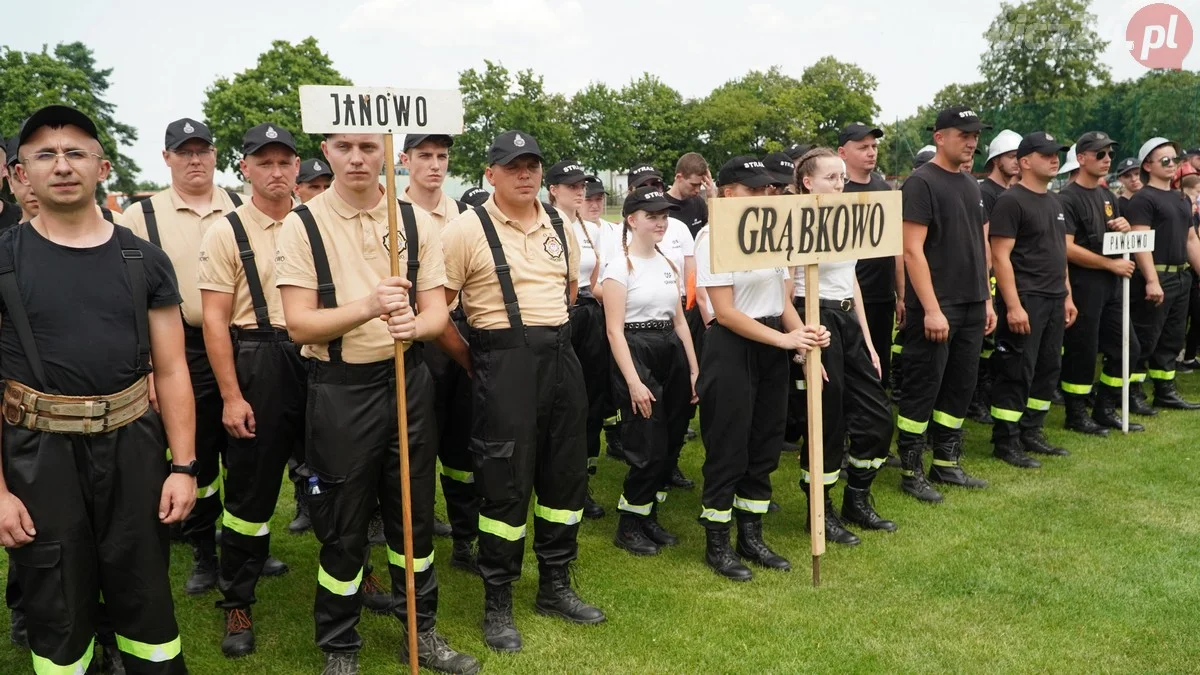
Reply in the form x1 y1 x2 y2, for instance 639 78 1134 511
3 377 1200 674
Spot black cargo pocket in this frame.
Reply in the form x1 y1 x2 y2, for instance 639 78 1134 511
306 482 342 545
469 438 516 502
9 541 68 629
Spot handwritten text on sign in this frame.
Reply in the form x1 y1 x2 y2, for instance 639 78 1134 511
299 86 464 135
709 191 903 273
1102 230 1156 255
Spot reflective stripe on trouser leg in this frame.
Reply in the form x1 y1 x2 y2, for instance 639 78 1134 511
429 333 480 543
181 337 225 544
569 301 610 471
990 295 1063 439
115 634 183 664
31 636 93 675
898 302 985 443
1147 271 1190 381
799 470 839 486
617 495 652 516
1062 267 1113 399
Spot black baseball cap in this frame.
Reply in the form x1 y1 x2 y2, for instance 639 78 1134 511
1184 147 1200 158
488 130 542 166
622 186 680 217
628 163 664 189
1016 131 1069 159
242 123 297 156
717 156 774 188
18 105 100 146
584 175 606 198
928 105 992 133
165 118 213 150
1115 157 1139 177
403 134 453 152
1076 131 1118 154
297 158 333 183
460 186 490 206
762 152 796 186
5 137 19 168
838 123 883 147
784 143 814 161
546 160 588 186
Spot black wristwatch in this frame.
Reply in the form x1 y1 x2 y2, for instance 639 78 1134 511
170 460 199 477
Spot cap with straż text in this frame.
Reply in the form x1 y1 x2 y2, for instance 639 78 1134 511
403 134 453 152
165 118 213 150
1017 131 1069 159
584 175 606 198
622 186 680 217
546 160 589 186
460 187 490 206
784 143 814 161
928 105 992 133
488 130 543 166
717 156 774 188
18 105 100 146
297 158 333 183
628 164 664 189
762 152 796 186
838 122 883 147
242 123 297 156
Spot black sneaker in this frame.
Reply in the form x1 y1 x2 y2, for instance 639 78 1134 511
261 555 289 577
321 652 359 675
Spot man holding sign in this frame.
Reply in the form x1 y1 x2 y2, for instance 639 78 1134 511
275 132 478 674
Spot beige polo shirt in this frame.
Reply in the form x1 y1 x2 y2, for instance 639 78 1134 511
441 197 580 330
275 183 446 363
402 187 465 231
197 200 288 329
119 186 240 327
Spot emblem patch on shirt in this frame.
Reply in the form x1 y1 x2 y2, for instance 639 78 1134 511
382 232 408 257
1104 201 1113 218
543 234 564 261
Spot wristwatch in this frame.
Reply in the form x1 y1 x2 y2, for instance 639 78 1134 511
170 460 199 477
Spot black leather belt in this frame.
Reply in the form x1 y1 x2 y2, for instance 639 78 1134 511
797 297 855 311
231 327 292 342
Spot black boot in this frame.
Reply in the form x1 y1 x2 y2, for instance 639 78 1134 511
1130 385 1159 416
704 528 753 581
321 652 359 675
288 483 312 534
929 436 988 489
359 572 393 615
993 437 1041 468
367 509 386 546
897 437 943 503
735 519 791 570
534 567 606 624
1153 380 1200 410
401 629 481 675
582 489 605 520
604 425 627 462
641 510 678 547
10 609 26 648
841 485 897 532
482 585 522 653
1065 395 1109 436
805 487 862 545
1020 429 1069 456
1092 387 1145 431
262 555 289 577
450 539 479 575
221 607 255 658
185 539 219 595
613 514 659 556
668 467 694 489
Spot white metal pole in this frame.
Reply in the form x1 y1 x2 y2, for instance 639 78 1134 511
1122 251 1130 435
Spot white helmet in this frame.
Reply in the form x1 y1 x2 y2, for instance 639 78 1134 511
917 145 936 155
1137 136 1177 164
986 129 1022 163
1058 144 1079 175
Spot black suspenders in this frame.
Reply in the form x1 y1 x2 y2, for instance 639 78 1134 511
0 225 151 394
225 212 272 330
400 202 421 296
140 189 241 247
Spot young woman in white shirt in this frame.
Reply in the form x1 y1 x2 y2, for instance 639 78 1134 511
696 157 829 582
601 187 700 556
549 161 607 519
790 148 897 547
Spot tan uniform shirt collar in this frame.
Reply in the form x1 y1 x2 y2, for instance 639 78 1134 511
327 182 388 223
166 185 230 217
241 199 283 230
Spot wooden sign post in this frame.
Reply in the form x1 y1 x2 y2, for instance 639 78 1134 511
300 84 463 674
1103 230 1156 435
708 190 903 586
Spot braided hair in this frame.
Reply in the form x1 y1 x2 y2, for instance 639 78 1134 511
793 147 840 194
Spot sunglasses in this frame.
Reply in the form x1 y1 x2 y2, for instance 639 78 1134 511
1159 156 1179 168
1090 150 1112 160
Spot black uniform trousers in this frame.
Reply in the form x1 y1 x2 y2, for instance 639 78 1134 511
896 302 986 443
568 296 610 476
469 325 587 587
862 300 895 389
797 302 892 489
989 294 1066 441
179 326 226 547
305 352 438 652
611 327 691 516
1132 269 1190 383
697 318 788 529
218 329 307 610
1186 271 1200 360
425 309 480 543
1062 267 1139 396
4 412 185 674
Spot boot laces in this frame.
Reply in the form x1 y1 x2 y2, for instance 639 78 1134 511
361 573 387 596
418 630 458 661
226 608 252 633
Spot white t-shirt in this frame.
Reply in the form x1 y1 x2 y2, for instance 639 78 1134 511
695 225 787 318
599 253 680 323
792 260 858 301
599 217 694 295
572 219 601 288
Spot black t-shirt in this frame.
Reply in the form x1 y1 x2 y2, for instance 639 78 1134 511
0 201 21 234
1125 186 1193 265
847 173 896 304
0 224 180 396
666 193 707 239
978 178 1008 218
901 162 990 307
1058 183 1121 257
988 184 1068 298
1118 195 1134 217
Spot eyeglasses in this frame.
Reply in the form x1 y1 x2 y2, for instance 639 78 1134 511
21 150 104 167
1159 156 1179 168
171 147 215 160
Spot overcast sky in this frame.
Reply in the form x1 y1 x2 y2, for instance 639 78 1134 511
6 0 1198 185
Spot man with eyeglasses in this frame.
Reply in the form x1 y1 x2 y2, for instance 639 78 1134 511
1124 137 1200 410
120 118 288 596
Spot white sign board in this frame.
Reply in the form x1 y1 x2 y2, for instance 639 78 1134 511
299 86 464 135
1102 230 1156 255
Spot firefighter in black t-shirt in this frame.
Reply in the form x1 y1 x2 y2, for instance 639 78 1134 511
988 132 1077 468
1 105 196 673
1115 157 1142 215
1125 137 1200 410
1059 132 1145 434
896 105 997 504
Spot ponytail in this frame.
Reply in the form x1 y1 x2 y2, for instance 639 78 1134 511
621 218 633 273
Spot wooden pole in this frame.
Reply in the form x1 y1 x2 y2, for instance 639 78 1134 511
803 264 825 587
384 134 420 675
